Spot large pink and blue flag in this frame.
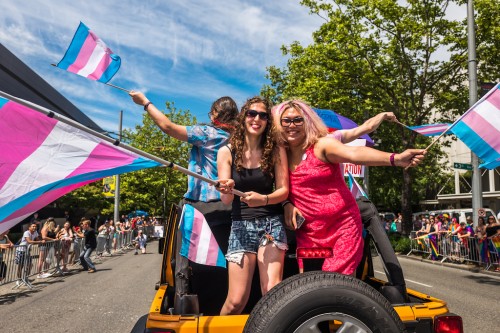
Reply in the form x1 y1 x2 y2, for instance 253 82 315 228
313 108 374 145
56 22 121 83
407 123 452 136
0 96 160 233
179 204 226 268
452 83 500 169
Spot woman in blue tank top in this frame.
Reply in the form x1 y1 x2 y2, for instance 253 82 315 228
217 96 289 315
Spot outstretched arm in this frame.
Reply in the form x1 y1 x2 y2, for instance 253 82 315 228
317 137 425 168
130 91 188 141
340 112 397 144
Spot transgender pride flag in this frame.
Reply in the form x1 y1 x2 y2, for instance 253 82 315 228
347 172 368 199
56 22 121 83
452 83 500 170
0 95 160 233
408 123 451 136
179 204 226 268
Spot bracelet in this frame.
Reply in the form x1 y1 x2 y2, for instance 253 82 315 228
143 102 152 111
265 195 269 206
281 200 291 207
390 153 396 167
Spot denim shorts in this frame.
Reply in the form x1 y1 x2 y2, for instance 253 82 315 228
226 214 288 264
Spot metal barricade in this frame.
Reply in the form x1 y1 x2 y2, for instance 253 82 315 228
486 236 500 271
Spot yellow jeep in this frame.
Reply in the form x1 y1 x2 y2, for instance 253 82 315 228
141 198 463 333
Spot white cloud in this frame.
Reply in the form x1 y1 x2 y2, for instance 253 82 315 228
0 0 324 128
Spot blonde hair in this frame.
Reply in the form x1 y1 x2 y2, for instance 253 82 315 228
272 100 328 150
43 218 56 231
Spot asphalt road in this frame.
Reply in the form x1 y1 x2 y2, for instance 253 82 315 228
2 242 499 333
0 241 162 333
374 255 500 333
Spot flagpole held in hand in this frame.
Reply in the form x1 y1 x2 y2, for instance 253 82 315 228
50 64 130 93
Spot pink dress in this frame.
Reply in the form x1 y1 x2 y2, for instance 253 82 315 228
288 145 363 274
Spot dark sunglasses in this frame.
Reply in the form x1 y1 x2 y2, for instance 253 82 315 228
281 117 304 127
246 110 269 120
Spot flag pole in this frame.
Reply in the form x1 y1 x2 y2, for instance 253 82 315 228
50 64 130 93
0 90 246 197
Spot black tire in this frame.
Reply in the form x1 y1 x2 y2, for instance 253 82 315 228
244 271 405 333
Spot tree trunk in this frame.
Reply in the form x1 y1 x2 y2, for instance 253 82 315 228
401 169 413 235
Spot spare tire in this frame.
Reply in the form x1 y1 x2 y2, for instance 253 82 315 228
244 271 405 333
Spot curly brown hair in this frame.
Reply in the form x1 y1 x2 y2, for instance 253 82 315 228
229 97 277 176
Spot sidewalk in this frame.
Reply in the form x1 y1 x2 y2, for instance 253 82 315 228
400 253 500 277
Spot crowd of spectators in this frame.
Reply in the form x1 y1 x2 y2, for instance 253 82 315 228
412 212 500 269
0 212 160 287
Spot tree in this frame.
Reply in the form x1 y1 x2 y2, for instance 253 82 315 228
263 0 472 234
59 102 196 219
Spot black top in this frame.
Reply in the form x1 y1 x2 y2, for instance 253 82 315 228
485 225 500 237
230 152 283 220
84 229 97 249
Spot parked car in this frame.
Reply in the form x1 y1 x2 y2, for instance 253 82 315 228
140 198 463 333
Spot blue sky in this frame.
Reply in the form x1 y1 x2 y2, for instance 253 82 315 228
0 1 324 133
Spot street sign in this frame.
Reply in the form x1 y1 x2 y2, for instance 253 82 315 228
478 208 486 217
453 162 472 170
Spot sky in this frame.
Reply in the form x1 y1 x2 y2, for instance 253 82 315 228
0 0 325 133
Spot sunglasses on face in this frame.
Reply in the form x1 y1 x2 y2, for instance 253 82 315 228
281 117 304 127
246 110 269 120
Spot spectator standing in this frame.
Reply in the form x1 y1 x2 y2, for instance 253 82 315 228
75 220 97 273
16 223 45 285
37 218 58 278
0 229 14 282
57 222 74 272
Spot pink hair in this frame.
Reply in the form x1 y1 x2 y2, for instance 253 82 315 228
272 100 328 149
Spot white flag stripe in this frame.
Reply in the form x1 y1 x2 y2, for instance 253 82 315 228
76 44 106 78
473 100 500 131
417 125 449 134
195 218 211 264
0 122 99 206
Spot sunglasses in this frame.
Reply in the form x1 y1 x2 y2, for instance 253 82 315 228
281 117 304 127
246 110 269 120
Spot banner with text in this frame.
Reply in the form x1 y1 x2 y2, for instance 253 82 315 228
343 163 364 178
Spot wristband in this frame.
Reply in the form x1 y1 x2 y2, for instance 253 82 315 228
390 153 396 167
281 200 291 207
265 195 269 206
143 102 152 111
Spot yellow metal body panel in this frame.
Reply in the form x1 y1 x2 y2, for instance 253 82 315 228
146 314 248 333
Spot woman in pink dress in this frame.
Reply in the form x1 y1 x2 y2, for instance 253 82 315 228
272 100 425 275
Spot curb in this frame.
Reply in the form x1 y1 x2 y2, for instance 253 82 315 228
398 253 500 277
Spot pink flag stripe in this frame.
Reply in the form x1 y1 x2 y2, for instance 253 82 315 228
0 101 57 190
188 210 205 259
206 232 220 266
462 100 500 153
67 33 98 74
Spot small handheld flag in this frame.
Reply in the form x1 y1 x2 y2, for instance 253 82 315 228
179 204 226 268
407 123 452 137
314 108 374 145
56 22 121 83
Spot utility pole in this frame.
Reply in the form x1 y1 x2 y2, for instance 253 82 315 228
114 110 123 224
467 0 482 226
